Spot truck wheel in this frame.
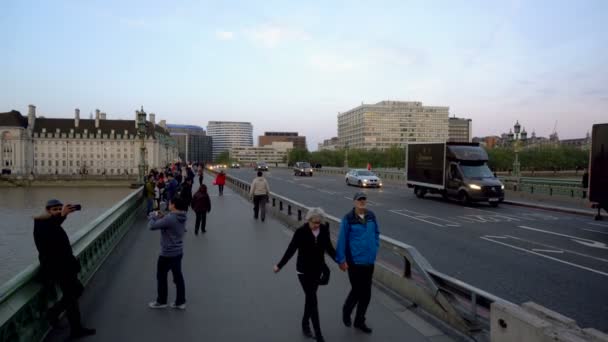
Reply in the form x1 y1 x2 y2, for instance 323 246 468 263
458 191 471 205
414 187 426 198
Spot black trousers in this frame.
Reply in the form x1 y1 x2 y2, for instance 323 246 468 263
198 175 203 186
195 211 207 233
218 184 224 195
298 273 322 336
343 264 374 325
156 255 186 305
47 275 84 331
253 195 267 219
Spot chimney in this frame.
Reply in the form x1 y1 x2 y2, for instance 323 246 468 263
149 113 155 126
28 104 36 128
74 108 80 128
100 112 107 120
95 109 100 128
159 120 166 129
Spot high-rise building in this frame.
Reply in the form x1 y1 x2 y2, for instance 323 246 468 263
166 124 213 164
317 137 339 151
337 101 449 150
448 117 472 142
207 121 253 161
230 141 293 164
259 132 307 150
0 105 178 176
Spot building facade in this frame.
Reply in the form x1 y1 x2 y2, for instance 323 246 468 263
448 117 472 142
337 101 449 150
317 137 339 151
166 124 213 164
259 132 306 150
0 105 178 176
229 141 293 164
207 121 253 161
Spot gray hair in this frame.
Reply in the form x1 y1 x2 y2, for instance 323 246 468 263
305 207 326 222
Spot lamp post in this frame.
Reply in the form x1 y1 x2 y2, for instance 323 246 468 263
343 143 349 168
136 106 148 185
512 140 521 177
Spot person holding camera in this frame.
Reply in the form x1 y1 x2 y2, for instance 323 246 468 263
33 199 96 339
273 208 336 342
148 196 188 310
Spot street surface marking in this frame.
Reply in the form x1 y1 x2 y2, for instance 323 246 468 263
531 249 564 253
343 196 379 206
286 180 295 184
318 189 337 195
300 184 314 189
518 226 608 250
582 228 608 236
587 222 608 228
388 210 446 228
481 236 608 277
505 235 608 263
394 209 461 227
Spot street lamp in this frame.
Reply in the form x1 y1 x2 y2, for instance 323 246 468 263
344 142 349 168
136 106 148 185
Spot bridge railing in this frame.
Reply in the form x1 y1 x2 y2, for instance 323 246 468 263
0 188 144 342
220 171 510 338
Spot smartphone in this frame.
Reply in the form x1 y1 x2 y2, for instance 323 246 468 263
72 204 82 211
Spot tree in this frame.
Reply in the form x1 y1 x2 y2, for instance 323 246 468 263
287 148 311 165
215 151 230 164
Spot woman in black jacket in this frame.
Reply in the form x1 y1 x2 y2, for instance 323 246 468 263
274 208 336 342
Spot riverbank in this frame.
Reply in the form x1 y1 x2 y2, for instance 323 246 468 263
0 176 137 188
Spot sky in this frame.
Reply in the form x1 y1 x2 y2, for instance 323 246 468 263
1 0 607 150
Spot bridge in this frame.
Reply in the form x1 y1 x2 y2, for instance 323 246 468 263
1 170 606 342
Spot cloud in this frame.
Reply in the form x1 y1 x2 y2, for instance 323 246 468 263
309 54 356 72
245 24 311 48
215 30 235 41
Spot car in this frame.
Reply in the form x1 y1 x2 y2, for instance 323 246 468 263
254 162 269 171
230 163 240 169
345 169 383 188
293 162 313 176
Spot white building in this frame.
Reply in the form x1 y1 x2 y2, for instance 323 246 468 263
207 121 253 161
338 101 449 150
0 105 178 176
317 137 339 151
448 117 472 142
229 141 293 164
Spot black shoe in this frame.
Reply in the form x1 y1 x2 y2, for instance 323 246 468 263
195 232 198 236
315 334 325 342
202 229 206 233
261 218 265 222
354 322 372 334
302 324 313 338
69 327 96 339
342 310 352 327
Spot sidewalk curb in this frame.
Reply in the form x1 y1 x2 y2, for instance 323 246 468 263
503 200 597 217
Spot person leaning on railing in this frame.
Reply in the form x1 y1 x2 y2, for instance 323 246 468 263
33 199 96 339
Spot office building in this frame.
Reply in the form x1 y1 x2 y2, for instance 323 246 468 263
166 124 213 164
230 141 293 164
448 117 472 142
0 105 178 175
207 121 253 161
317 137 339 151
337 101 449 150
259 132 306 150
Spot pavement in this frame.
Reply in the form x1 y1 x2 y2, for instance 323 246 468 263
44 177 458 342
226 168 608 332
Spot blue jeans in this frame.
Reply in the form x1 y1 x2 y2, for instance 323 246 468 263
146 198 153 214
156 254 185 305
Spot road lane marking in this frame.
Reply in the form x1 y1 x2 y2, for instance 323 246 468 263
388 210 446 227
587 222 608 228
517 225 604 245
300 184 314 188
531 249 564 253
481 236 608 278
582 228 608 235
318 189 337 195
396 209 461 226
505 235 608 263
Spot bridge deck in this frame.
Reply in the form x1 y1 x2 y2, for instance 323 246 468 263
45 179 454 342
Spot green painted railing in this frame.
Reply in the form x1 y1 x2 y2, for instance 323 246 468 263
0 188 144 342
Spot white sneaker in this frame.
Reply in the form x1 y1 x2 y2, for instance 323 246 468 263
170 302 186 310
148 301 167 309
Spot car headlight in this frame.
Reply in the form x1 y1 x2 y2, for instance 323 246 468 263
379 183 383 187
362 179 368 183
501 185 505 190
469 184 482 190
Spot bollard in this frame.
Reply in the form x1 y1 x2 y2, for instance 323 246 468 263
403 256 411 278
298 209 302 221
288 205 292 216
550 187 553 196
272 198 276 207
531 186 534 194
280 201 283 211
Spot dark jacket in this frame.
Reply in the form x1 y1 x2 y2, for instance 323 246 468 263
277 223 336 275
33 214 81 280
191 189 211 213
336 208 380 265
180 183 193 205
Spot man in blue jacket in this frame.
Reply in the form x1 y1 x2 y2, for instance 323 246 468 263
335 192 379 334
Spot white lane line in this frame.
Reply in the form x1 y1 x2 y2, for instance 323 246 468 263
286 180 295 184
587 222 608 228
505 235 608 263
531 249 564 254
480 237 608 278
300 184 314 189
318 189 337 195
582 228 608 236
485 235 509 239
517 225 597 244
398 209 461 227
388 210 446 228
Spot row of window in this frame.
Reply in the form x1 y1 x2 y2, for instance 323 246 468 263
35 160 136 167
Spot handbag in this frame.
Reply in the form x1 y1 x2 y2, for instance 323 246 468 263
319 263 330 286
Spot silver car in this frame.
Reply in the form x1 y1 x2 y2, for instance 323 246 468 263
345 169 383 188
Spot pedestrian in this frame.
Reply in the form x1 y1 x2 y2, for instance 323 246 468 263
148 196 188 310
145 177 155 215
33 199 96 339
274 208 336 342
249 171 270 221
214 170 226 196
197 165 204 187
335 192 379 334
165 174 178 210
191 184 211 234
180 178 193 212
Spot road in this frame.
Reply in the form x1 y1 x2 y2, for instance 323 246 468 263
227 167 608 331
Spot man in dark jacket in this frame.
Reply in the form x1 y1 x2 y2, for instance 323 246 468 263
191 184 211 234
33 199 96 339
335 192 380 334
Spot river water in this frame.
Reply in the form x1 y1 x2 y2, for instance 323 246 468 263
0 187 136 285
